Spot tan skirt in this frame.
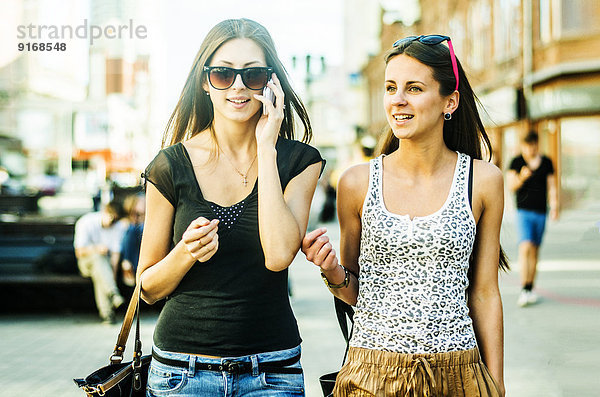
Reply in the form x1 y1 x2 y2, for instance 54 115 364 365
333 347 501 397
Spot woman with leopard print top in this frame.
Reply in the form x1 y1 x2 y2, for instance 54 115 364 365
302 36 508 397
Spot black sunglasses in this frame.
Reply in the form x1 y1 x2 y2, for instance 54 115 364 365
203 66 273 90
393 35 459 92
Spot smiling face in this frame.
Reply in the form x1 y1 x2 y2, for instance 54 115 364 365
384 54 456 142
204 38 268 124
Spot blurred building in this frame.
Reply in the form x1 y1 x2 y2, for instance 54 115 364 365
342 0 420 170
291 54 358 186
0 0 90 212
358 0 600 211
303 0 388 188
0 0 158 214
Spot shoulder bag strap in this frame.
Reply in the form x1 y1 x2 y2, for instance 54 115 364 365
110 283 142 364
333 297 354 364
468 156 474 210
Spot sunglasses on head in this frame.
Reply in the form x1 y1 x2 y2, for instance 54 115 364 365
203 66 273 90
393 35 459 92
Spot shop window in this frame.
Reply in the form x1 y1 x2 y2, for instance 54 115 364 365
560 0 600 37
448 17 466 61
538 0 552 44
502 126 519 213
560 117 600 209
468 0 492 70
502 126 519 173
494 0 521 62
544 0 600 40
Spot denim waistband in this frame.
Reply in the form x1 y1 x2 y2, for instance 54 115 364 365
151 344 302 377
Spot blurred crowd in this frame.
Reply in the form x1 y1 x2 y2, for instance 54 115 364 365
73 193 145 323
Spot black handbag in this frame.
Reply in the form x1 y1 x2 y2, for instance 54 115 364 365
74 284 151 396
319 296 354 397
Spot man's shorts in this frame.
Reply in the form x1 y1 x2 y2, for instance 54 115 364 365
517 209 547 245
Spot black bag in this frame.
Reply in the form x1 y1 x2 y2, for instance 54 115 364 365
319 297 354 397
74 284 150 396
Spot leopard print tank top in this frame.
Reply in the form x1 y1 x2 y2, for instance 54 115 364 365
350 153 477 353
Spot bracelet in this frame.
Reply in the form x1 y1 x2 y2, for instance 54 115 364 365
320 265 350 289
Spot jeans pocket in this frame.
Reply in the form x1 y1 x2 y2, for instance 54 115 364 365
260 371 305 393
147 362 188 395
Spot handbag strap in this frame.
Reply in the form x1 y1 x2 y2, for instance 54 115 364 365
468 155 474 210
333 296 354 364
110 283 142 364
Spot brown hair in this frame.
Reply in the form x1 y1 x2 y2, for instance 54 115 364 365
103 200 125 225
523 130 539 144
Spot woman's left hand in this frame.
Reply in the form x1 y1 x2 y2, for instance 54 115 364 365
302 228 339 272
254 73 285 149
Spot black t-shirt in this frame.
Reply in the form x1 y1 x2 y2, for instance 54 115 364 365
144 137 324 357
509 155 554 213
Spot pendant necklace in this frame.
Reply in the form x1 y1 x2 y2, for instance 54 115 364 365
218 147 257 187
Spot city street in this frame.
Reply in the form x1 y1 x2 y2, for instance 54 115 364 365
2 1 600 396
0 208 599 396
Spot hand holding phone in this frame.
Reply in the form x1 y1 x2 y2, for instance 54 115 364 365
262 79 275 115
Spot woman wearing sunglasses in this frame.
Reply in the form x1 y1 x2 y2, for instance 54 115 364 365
137 19 323 396
302 35 507 396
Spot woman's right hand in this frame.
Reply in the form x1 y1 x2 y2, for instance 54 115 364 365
301 228 339 271
182 217 219 262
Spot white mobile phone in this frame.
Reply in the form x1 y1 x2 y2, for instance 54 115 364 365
262 79 275 115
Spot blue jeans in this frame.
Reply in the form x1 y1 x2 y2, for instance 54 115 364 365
146 345 304 396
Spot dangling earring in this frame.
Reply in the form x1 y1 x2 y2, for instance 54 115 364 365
205 91 210 96
444 112 452 120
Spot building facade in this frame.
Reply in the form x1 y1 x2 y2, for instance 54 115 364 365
0 0 157 214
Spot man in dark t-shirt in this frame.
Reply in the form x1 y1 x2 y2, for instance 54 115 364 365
507 131 558 307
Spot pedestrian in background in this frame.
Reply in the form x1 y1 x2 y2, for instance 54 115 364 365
303 35 507 396
137 18 323 396
319 169 337 223
508 131 558 307
73 200 127 324
120 193 145 287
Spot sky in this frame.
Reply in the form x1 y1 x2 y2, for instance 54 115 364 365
1 0 346 99
160 0 345 104
164 0 345 63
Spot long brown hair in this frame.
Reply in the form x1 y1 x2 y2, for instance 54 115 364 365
162 18 312 148
377 39 509 272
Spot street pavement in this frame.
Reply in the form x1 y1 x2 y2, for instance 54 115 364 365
0 206 598 396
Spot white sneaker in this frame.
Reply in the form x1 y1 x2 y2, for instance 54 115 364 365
527 291 539 305
517 290 530 307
